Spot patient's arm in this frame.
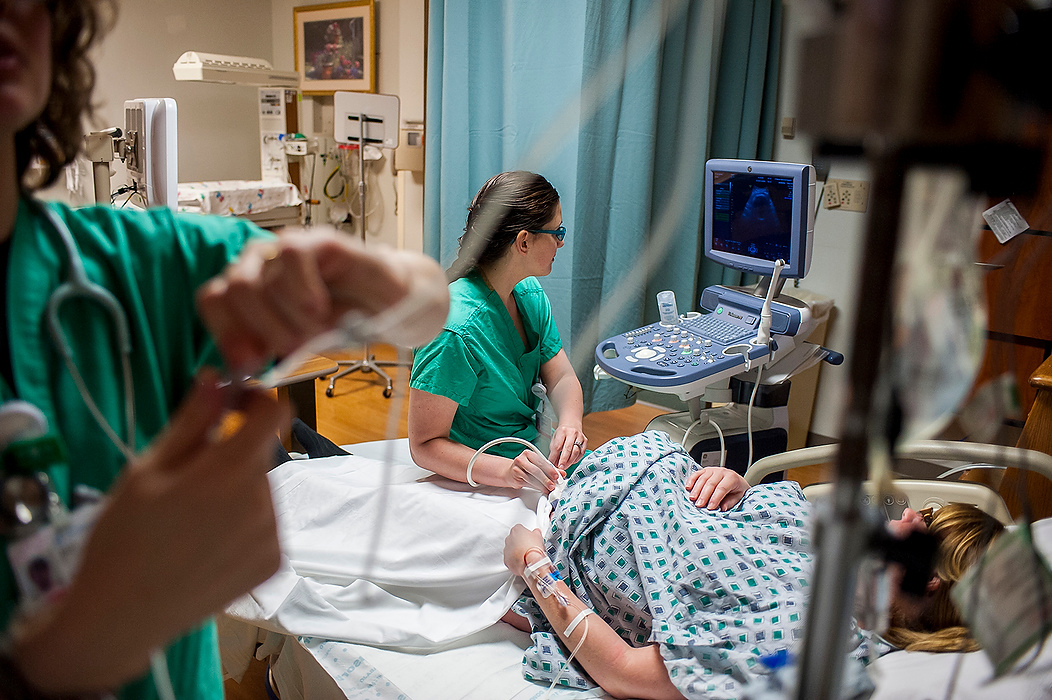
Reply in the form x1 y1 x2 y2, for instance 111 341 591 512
504 526 685 700
539 349 587 470
685 467 749 510
408 388 562 493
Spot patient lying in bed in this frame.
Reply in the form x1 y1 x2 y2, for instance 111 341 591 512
230 429 1003 699
502 431 1004 700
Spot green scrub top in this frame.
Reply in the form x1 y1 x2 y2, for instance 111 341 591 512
0 198 267 700
411 270 562 459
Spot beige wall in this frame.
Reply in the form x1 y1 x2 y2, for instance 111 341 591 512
775 1 869 441
88 0 272 191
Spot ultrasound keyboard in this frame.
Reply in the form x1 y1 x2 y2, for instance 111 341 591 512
596 317 768 390
595 285 811 394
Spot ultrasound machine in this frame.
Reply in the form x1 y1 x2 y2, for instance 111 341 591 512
594 158 844 475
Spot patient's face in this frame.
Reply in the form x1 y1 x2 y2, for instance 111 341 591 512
886 508 936 628
888 508 928 539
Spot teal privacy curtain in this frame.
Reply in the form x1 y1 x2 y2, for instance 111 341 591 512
425 0 783 413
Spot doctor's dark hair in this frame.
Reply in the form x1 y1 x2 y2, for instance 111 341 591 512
17 0 116 191
447 171 560 281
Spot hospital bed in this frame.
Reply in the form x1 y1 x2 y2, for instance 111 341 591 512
220 437 1052 700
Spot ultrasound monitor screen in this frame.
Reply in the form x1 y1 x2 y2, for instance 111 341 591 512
709 171 794 264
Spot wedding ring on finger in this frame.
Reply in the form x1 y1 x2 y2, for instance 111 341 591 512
259 243 281 263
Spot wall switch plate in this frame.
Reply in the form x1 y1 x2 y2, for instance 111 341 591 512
823 180 841 209
836 179 869 212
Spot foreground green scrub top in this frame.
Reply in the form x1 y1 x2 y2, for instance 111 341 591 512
411 270 562 459
0 198 267 700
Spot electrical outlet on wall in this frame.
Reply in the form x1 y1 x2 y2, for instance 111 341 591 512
823 180 841 209
837 179 869 212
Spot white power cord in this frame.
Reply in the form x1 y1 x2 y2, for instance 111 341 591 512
746 364 764 471
681 417 726 468
709 418 726 468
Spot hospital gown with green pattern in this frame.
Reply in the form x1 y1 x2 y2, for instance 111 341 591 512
513 431 869 699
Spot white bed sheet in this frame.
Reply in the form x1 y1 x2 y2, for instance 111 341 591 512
226 440 540 650
221 438 604 699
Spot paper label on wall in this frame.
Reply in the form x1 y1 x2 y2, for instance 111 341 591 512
982 199 1029 244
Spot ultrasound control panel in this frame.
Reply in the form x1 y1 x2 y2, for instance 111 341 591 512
596 317 768 390
595 285 811 393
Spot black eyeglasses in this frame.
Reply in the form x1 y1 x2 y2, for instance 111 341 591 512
529 226 566 242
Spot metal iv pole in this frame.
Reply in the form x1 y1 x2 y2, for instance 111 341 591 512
325 109 406 398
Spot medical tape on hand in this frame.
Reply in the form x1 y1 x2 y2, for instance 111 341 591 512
525 555 554 577
564 608 593 637
526 555 565 602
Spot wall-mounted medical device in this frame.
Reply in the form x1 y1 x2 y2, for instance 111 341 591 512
123 98 178 210
173 51 298 88
394 120 424 172
259 88 302 187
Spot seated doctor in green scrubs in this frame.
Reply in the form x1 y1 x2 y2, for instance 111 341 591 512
0 1 449 697
409 171 586 494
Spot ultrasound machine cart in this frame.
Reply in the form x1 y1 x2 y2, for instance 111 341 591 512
594 159 844 475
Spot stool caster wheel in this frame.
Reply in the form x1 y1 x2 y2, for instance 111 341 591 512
325 386 334 398
383 386 393 399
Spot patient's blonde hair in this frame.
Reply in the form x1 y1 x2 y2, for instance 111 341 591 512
883 503 1004 652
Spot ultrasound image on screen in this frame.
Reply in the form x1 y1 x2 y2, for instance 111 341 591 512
710 171 793 263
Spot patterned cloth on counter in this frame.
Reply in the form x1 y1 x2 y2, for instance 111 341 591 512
177 180 302 216
513 430 878 699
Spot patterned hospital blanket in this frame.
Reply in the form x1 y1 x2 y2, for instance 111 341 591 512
513 431 868 699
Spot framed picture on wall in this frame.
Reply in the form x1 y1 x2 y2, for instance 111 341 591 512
294 1 376 95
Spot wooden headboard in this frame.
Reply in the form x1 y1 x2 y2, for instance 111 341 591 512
999 356 1052 519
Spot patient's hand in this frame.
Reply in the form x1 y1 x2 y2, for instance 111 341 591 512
686 467 749 511
504 525 545 578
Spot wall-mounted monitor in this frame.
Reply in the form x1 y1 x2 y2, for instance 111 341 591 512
123 98 177 210
703 159 815 279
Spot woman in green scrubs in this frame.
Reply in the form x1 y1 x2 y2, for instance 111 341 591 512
0 2 449 697
409 171 586 494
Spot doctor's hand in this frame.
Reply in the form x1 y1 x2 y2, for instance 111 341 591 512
504 525 546 578
197 228 449 374
686 467 749 511
507 449 564 495
12 369 286 695
548 425 587 472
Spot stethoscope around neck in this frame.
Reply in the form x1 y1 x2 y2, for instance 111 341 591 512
35 200 137 461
